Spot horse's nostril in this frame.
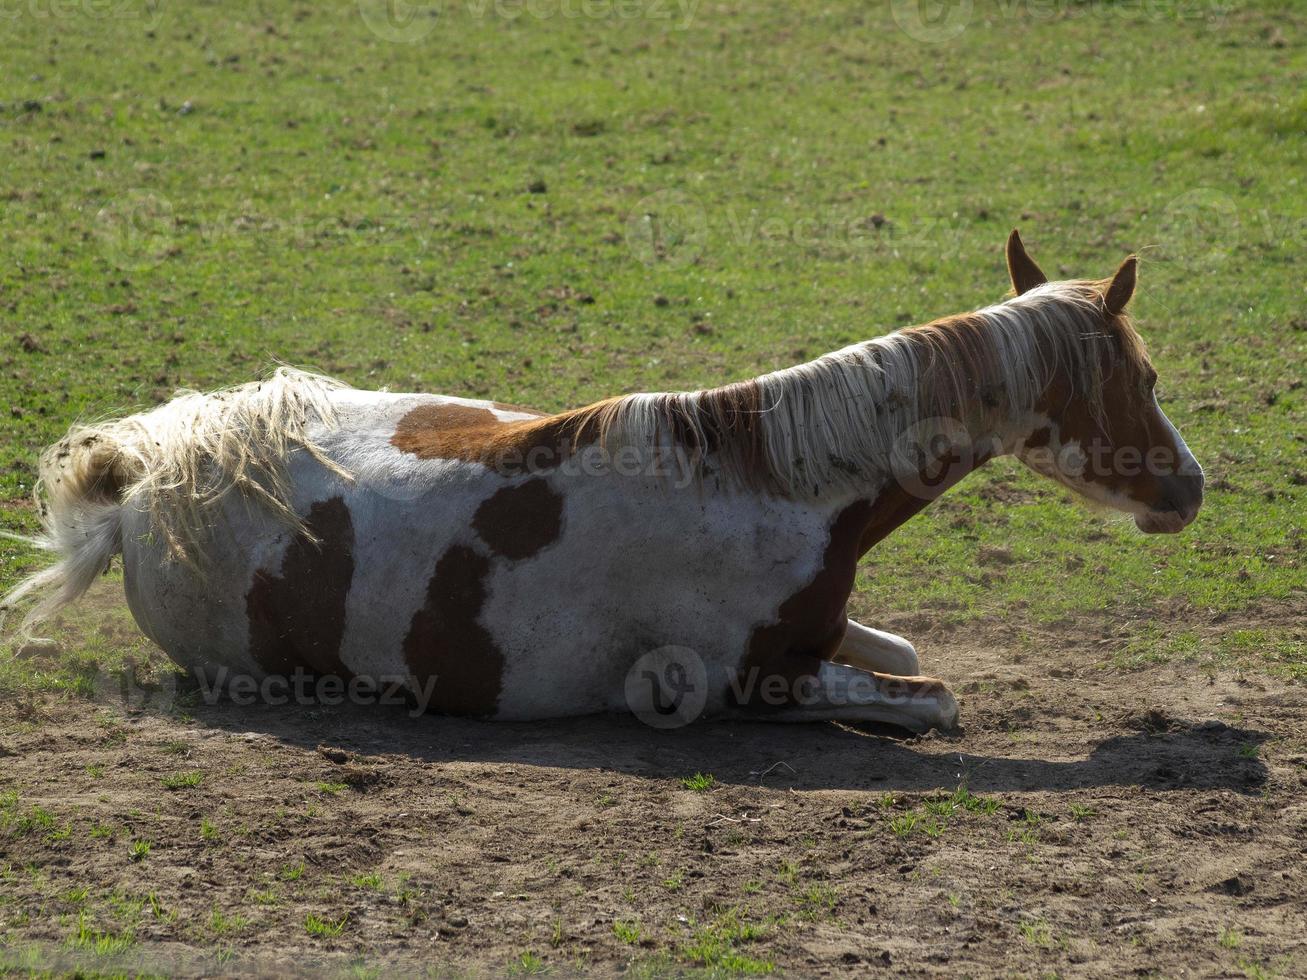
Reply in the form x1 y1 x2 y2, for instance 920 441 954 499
1160 473 1204 516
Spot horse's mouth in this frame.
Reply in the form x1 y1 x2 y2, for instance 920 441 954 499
1134 508 1198 534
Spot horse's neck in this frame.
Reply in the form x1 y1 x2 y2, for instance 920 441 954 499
698 327 1018 497
691 316 1043 549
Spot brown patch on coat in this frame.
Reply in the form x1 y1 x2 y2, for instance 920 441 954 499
472 478 565 560
736 452 1004 709
391 400 614 475
392 384 772 486
864 443 996 555
402 545 503 717
391 402 509 462
734 500 873 708
246 496 355 678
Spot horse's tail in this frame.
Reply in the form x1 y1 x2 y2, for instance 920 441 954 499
1 367 351 637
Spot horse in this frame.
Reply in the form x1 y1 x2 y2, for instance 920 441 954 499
2 231 1203 732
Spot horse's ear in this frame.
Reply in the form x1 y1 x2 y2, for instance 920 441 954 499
1104 255 1138 316
1006 229 1047 295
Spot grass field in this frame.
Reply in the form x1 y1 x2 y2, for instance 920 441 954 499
1 0 1305 976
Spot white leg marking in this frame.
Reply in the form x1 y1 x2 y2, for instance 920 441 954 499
834 619 920 677
751 662 959 733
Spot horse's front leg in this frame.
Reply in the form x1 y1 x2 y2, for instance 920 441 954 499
833 618 920 677
757 662 959 733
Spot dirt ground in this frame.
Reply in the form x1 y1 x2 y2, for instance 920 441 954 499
0 589 1303 978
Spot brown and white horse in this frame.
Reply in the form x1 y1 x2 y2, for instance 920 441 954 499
3 232 1202 731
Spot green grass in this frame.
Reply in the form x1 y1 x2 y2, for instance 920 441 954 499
887 787 1003 838
1019 917 1056 949
613 919 645 944
304 912 348 938
0 0 1302 668
796 884 837 921
70 912 135 956
681 908 775 974
510 951 549 975
680 773 715 793
208 906 249 936
1220 926 1244 950
160 771 204 790
279 862 305 882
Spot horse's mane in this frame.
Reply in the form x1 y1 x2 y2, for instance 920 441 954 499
558 280 1149 497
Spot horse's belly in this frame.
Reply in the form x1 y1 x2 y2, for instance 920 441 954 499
121 391 831 720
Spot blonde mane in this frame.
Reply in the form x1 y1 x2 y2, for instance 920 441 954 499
569 280 1146 497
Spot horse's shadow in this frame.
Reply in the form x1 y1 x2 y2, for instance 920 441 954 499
182 696 1270 795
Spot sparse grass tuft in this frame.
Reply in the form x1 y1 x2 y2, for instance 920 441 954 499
70 912 135 956
680 773 715 793
304 912 348 938
161 771 203 790
280 862 305 882
613 919 644 944
510 950 549 975
1020 918 1055 948
797 884 837 920
209 906 249 936
682 907 774 974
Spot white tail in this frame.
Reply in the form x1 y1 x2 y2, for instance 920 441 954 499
1 367 351 636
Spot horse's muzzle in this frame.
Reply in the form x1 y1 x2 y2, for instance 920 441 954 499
1135 471 1204 534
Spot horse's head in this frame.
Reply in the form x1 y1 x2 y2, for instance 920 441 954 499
1005 231 1203 534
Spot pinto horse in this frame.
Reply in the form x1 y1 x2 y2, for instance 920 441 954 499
3 232 1202 731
